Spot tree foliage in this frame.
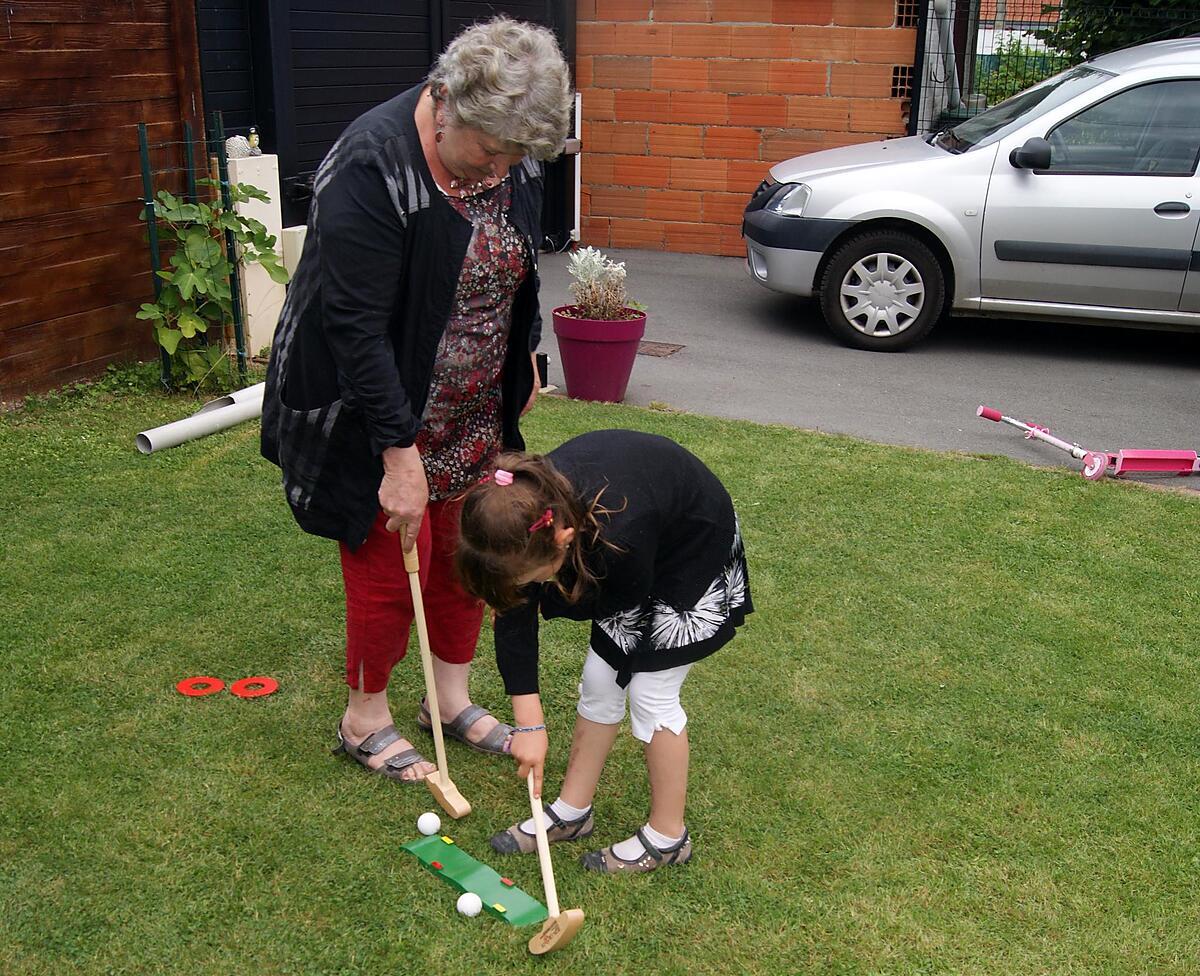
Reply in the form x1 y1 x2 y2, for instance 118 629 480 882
1036 0 1200 61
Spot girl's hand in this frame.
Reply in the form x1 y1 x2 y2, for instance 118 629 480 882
510 729 549 797
509 693 547 794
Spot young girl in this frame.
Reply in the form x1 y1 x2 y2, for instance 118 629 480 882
456 429 752 873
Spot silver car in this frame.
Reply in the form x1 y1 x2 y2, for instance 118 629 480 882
743 38 1200 351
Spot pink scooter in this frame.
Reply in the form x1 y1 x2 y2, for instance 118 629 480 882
976 405 1200 481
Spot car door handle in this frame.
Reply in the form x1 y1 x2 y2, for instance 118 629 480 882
1153 201 1191 215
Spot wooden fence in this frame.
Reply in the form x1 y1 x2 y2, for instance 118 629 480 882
1 1 203 399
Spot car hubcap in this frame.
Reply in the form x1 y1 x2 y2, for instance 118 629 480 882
839 252 925 337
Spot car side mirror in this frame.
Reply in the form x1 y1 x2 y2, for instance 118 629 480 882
1009 137 1051 170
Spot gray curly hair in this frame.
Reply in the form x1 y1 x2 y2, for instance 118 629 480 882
428 16 572 161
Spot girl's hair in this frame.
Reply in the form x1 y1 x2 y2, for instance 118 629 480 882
427 16 571 161
456 451 620 612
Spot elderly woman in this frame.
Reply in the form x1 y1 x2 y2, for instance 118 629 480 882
261 17 572 782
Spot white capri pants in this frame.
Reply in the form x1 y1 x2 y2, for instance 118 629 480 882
576 648 692 743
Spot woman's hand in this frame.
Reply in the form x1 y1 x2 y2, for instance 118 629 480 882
379 445 428 549
510 728 549 797
521 351 539 416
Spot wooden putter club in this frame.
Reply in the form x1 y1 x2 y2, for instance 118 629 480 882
402 544 471 819
526 770 585 955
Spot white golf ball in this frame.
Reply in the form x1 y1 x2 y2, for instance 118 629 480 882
417 812 441 836
456 891 483 917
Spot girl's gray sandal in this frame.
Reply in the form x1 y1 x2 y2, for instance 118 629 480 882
580 827 692 873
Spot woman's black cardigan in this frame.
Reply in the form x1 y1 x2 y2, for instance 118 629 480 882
261 83 545 549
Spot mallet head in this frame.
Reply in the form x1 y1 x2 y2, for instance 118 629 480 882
426 772 471 820
528 908 585 955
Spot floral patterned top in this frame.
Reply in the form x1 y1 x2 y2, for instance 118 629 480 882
417 180 529 500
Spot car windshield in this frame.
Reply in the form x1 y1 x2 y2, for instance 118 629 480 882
933 65 1111 152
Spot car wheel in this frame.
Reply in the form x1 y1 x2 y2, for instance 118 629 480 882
818 230 946 351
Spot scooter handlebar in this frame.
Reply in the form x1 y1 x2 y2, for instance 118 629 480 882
976 405 1003 422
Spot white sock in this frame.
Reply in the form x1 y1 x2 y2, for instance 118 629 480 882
519 796 590 834
611 822 682 861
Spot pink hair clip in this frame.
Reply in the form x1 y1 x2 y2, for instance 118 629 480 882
494 469 514 486
527 508 554 533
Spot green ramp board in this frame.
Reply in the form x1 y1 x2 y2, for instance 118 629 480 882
401 834 548 927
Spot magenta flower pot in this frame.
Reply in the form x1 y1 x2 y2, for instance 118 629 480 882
552 305 646 403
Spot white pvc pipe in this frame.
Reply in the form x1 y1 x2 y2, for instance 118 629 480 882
194 382 266 415
136 382 265 454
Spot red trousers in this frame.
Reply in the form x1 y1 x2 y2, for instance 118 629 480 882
339 498 484 693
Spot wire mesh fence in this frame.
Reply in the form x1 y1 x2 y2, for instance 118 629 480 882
910 1 1200 134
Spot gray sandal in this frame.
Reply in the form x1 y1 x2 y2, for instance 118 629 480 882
490 804 595 854
332 723 430 782
580 827 692 874
417 700 514 756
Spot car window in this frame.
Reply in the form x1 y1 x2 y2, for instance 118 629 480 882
1046 80 1200 175
944 65 1109 151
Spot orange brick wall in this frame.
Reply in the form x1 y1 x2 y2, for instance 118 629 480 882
575 0 916 256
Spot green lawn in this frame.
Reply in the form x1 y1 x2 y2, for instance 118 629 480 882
2 377 1198 975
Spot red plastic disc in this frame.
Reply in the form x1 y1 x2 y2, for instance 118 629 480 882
230 676 279 699
176 676 225 697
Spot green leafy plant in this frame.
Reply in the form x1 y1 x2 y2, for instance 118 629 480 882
137 178 289 389
977 36 1070 106
561 246 643 321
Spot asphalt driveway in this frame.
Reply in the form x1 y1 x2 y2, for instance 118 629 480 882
537 247 1200 489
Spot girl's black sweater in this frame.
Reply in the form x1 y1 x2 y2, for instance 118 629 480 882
494 430 750 694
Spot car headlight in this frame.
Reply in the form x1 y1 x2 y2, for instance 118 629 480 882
763 182 811 216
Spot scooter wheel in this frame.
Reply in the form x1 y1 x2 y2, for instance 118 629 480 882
1082 452 1108 480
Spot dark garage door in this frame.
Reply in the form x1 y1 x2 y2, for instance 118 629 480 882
196 1 576 235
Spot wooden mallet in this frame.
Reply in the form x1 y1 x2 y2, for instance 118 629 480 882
402 545 471 819
526 771 585 954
